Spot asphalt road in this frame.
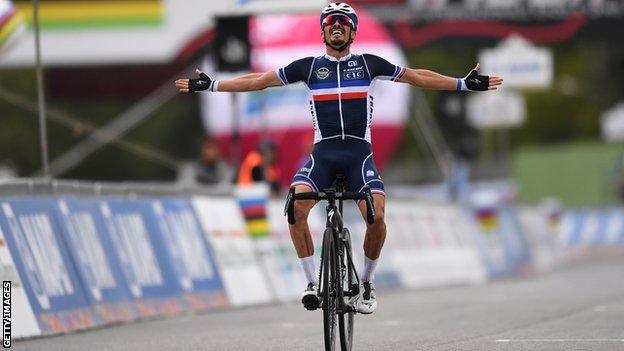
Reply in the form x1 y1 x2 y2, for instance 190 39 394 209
14 255 624 351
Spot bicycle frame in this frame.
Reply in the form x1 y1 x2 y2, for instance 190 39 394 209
319 187 361 313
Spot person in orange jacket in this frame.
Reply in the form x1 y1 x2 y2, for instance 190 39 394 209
237 140 281 194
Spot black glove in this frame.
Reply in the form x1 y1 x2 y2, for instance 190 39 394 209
189 72 217 92
461 69 490 91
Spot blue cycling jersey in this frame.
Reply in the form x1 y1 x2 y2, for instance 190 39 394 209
276 53 405 144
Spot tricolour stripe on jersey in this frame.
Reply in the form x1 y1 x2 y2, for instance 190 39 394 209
313 92 367 101
393 67 406 81
309 79 370 90
309 81 338 90
312 85 370 96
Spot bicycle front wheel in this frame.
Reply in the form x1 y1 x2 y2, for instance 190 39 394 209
338 228 355 351
322 228 337 351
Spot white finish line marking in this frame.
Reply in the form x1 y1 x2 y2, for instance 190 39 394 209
381 320 401 326
593 305 608 312
496 339 624 343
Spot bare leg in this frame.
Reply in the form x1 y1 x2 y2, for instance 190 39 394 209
358 194 386 283
288 184 317 258
358 194 386 260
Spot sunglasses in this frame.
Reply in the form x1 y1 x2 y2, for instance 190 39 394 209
322 14 353 28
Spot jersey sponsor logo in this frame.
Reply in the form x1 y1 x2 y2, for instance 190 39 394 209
345 66 363 72
347 60 358 67
366 170 375 177
315 67 331 80
299 167 310 174
345 70 364 80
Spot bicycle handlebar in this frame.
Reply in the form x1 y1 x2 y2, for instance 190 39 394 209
284 186 376 225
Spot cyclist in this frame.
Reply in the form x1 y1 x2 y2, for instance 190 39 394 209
175 2 503 314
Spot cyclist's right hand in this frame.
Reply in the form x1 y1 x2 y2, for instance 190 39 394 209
175 69 217 93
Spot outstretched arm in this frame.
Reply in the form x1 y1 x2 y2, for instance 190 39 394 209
175 69 282 93
398 63 503 91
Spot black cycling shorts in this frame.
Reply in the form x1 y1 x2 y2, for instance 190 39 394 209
291 138 385 195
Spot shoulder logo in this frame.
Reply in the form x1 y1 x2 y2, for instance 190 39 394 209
366 170 375 177
315 67 330 79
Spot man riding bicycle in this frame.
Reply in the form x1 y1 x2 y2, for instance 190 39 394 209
175 2 503 314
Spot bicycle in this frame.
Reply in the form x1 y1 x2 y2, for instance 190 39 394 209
285 173 375 351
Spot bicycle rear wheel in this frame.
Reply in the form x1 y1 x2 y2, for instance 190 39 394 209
322 228 337 351
338 228 355 351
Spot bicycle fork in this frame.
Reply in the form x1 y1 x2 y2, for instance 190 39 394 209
321 201 361 315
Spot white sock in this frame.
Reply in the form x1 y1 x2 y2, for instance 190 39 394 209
300 256 318 286
362 256 378 283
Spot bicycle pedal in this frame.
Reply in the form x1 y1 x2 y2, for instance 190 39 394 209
302 294 320 311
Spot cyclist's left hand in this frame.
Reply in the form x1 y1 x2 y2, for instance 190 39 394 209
460 63 503 91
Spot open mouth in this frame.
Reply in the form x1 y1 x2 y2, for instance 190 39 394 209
331 29 343 37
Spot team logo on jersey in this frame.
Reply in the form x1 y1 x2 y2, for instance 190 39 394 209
315 67 330 79
345 70 364 80
348 60 358 67
366 170 375 177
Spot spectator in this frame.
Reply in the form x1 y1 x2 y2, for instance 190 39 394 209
195 138 232 185
237 139 281 194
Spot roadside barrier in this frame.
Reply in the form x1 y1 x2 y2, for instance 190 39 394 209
558 209 624 247
2 181 621 339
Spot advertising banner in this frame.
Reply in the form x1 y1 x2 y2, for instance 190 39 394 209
341 204 402 289
558 211 586 247
148 198 228 310
54 199 138 324
479 35 553 89
264 200 328 301
99 199 185 317
467 204 532 278
601 102 624 142
231 0 325 14
0 198 96 334
192 197 273 306
558 209 624 247
603 210 624 245
0 224 40 338
382 201 485 289
515 206 560 272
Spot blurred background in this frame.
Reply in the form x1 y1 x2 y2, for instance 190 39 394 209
0 0 622 207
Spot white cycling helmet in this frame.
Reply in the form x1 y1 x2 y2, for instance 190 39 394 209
320 2 358 31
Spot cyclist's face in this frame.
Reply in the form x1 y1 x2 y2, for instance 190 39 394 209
322 14 355 46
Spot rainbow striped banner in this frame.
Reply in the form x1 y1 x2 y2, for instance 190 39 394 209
0 0 24 47
13 0 162 29
235 184 271 239
475 207 500 233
